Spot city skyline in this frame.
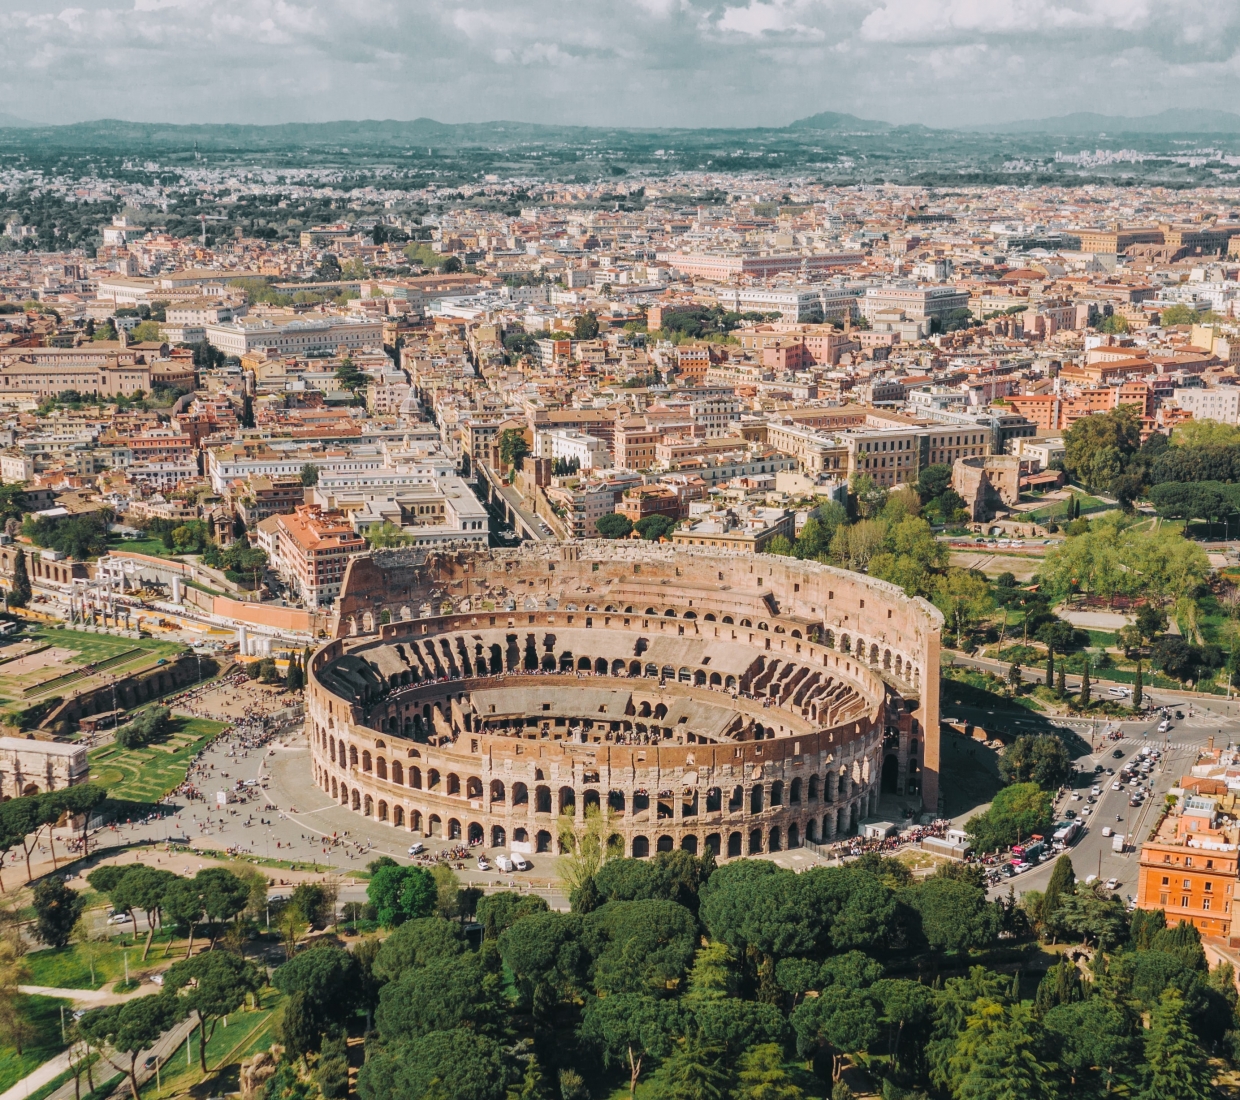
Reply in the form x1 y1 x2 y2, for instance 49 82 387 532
1 0 1235 129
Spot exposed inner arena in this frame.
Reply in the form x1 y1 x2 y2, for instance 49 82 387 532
306 543 942 860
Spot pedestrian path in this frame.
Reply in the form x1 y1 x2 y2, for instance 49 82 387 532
0 1048 75 1100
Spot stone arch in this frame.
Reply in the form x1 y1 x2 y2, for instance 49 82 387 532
391 760 403 784
536 830 553 853
393 805 404 827
558 786 576 814
351 789 361 811
468 822 484 844
491 825 507 847
377 799 388 821
727 831 742 857
656 834 675 852
448 818 462 840
490 779 505 802
632 835 650 858
466 776 483 799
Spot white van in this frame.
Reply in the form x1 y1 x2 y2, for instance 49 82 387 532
495 854 514 873
1108 687 1127 698
511 852 531 871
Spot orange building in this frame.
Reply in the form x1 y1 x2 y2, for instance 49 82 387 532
1136 793 1239 938
273 505 366 610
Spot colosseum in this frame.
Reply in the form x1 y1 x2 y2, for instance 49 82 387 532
306 542 942 861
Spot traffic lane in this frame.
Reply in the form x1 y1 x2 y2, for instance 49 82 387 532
987 738 1190 900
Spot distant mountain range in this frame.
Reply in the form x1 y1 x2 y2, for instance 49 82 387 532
956 109 1240 135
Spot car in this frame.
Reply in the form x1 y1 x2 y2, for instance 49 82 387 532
1102 826 1114 837
1064 809 1077 819
72 1009 86 1020
267 895 287 905
510 852 531 871
1158 721 1171 733
108 912 130 924
476 856 491 871
1112 782 1123 790
1087 796 1097 804
143 1057 157 1071
149 973 164 987
1106 768 1115 775
1129 798 1143 806
1175 711 1184 719
495 854 514 873
408 842 426 856
1112 749 1125 759
1105 878 1121 891
1108 687 1128 698
1091 786 1101 795
1071 793 1082 801
1000 863 1016 877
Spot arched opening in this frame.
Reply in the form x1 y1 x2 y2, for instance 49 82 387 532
656 834 675 853
491 826 507 848
377 800 387 821
429 814 442 837
558 786 576 814
768 827 782 852
448 818 462 840
789 823 800 848
748 829 763 855
680 835 698 854
535 786 551 813
536 830 552 853
882 754 900 793
393 805 404 827
727 832 742 857
512 782 529 805
632 835 650 858
490 780 505 803
468 822 484 844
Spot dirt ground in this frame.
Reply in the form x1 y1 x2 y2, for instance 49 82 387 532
949 552 1043 581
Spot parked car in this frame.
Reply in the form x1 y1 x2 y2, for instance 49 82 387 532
476 856 491 871
408 842 426 856
1112 749 1125 759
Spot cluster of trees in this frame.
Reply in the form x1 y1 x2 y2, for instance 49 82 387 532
203 540 269 588
499 429 531 472
1037 511 1210 607
765 484 992 646
551 456 581 477
596 513 677 541
260 847 1240 1100
114 705 171 750
286 651 309 691
965 781 1055 853
0 783 106 888
23 509 112 560
268 851 1022 1100
657 307 779 343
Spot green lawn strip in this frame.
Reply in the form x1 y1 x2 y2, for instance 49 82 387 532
22 934 169 991
23 649 150 698
106 538 184 559
185 578 226 598
24 1061 83 1100
88 717 227 803
182 847 365 877
0 994 71 1094
152 999 280 1097
27 627 183 664
1085 629 1118 648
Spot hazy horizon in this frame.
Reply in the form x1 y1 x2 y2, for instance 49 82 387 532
1 0 1233 130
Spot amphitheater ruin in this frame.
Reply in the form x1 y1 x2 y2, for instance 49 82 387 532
306 543 942 860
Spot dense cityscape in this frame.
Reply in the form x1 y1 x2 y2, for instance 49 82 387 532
9 49 1240 1100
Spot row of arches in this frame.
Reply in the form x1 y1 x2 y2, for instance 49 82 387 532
323 771 877 855
313 761 873 820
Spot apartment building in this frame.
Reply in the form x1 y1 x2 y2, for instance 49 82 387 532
613 420 662 471
534 429 612 471
1174 386 1240 426
672 505 795 554
204 315 384 356
272 505 367 609
314 476 489 550
861 285 971 325
1137 793 1239 938
658 251 865 281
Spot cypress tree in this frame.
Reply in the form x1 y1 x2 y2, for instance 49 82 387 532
1056 664 1066 697
1044 854 1076 917
1080 658 1091 705
1045 648 1054 688
9 548 29 608
1141 990 1214 1100
1133 660 1143 709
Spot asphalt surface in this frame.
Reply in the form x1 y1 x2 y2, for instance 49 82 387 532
972 685 1240 903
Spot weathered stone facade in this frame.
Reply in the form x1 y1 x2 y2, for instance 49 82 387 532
952 454 1022 522
0 736 88 800
309 543 943 858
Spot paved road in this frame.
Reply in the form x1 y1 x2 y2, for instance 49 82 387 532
982 700 1238 903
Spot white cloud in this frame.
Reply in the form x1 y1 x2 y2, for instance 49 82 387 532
0 0 1234 127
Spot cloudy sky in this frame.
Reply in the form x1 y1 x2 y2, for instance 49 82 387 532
1 0 1237 128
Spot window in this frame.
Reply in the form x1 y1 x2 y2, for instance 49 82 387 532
1182 896 1190 908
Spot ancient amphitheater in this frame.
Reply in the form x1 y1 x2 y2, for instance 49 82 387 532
306 543 942 861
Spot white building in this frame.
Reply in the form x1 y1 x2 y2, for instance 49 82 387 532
534 429 612 471
203 316 385 357
1174 386 1240 426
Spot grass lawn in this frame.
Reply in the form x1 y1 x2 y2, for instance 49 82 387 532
150 993 282 1099
106 537 183 559
89 716 227 804
0 994 70 1094
23 935 153 991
